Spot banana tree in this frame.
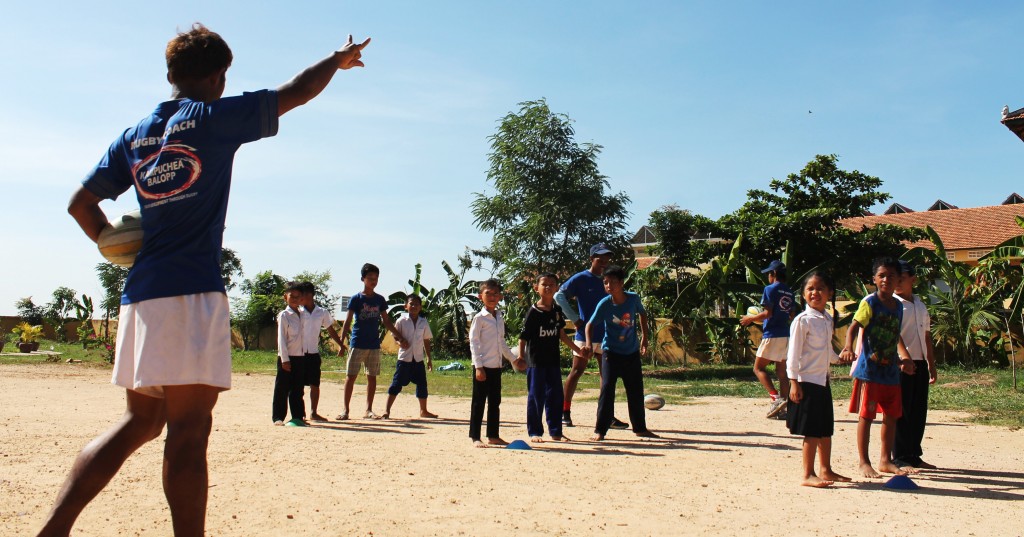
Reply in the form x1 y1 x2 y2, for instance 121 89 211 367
388 261 481 358
906 226 1006 366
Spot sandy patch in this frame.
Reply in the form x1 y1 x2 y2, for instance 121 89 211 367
1 364 1021 536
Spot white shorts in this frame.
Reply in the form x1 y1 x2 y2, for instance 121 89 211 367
113 292 232 398
756 336 789 363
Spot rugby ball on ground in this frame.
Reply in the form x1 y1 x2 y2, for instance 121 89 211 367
97 211 143 268
644 393 666 411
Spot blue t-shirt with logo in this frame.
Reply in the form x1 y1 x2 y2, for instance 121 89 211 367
82 91 279 304
761 281 795 338
347 292 389 349
591 292 646 355
560 270 608 342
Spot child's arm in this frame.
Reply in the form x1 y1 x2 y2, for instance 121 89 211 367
380 313 406 348
558 330 584 357
925 329 937 383
277 312 291 372
339 309 354 354
424 337 433 372
638 311 650 356
469 316 486 381
839 321 861 363
897 336 916 375
786 318 804 402
554 289 581 330
276 35 370 117
326 325 345 357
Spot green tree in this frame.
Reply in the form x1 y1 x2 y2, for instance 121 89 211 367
293 269 341 314
906 227 1007 366
719 154 923 287
220 248 244 291
231 270 286 350
471 99 632 280
15 297 45 325
43 287 78 342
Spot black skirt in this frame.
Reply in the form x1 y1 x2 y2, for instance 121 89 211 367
787 381 834 438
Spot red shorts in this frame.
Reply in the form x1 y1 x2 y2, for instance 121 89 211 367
848 378 902 420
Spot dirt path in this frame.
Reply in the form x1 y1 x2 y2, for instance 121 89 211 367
1 364 1021 536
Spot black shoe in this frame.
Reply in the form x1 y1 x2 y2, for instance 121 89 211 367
562 410 574 427
610 417 629 430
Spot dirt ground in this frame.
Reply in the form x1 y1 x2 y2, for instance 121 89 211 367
1 364 1022 536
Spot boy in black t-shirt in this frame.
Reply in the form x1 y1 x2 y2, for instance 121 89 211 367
519 273 588 442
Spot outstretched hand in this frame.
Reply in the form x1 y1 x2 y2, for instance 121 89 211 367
337 35 371 69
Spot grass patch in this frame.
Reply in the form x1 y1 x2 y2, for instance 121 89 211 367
5 340 1021 428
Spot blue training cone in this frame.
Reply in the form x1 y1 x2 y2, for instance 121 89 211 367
883 474 920 490
506 439 532 450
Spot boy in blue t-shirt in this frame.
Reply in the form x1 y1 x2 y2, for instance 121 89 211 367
741 260 795 419
585 266 658 441
840 257 915 479
338 263 405 420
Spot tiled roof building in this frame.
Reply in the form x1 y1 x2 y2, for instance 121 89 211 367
839 195 1024 264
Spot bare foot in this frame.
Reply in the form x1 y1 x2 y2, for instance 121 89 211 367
310 413 328 422
473 440 487 448
530 436 544 443
878 460 909 475
420 411 438 418
591 433 605 441
551 435 570 442
376 412 390 420
635 430 659 438
860 462 882 478
801 476 834 488
820 469 852 483
487 437 508 446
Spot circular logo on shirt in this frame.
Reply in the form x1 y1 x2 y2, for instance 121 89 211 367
778 295 794 313
131 144 202 200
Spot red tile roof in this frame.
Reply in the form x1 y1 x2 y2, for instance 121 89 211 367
839 203 1024 250
635 256 659 270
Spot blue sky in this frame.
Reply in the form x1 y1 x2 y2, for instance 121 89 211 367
3 1 1023 316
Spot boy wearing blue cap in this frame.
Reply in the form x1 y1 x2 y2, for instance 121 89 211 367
741 260 795 419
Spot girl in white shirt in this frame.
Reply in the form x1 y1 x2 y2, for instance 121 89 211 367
786 272 851 488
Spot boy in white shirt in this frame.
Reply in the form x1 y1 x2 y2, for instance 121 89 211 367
380 295 437 419
299 282 345 421
469 279 526 447
892 261 938 469
273 282 309 426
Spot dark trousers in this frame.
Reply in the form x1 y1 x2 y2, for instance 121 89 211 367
469 367 503 441
272 356 307 422
526 366 564 437
893 361 930 463
595 350 647 435
388 360 428 399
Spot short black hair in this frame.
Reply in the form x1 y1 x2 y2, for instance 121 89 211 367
405 294 423 305
165 23 233 83
283 281 303 293
479 278 502 293
298 281 316 295
361 263 380 279
872 256 902 276
603 265 626 282
770 269 787 282
537 272 558 283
